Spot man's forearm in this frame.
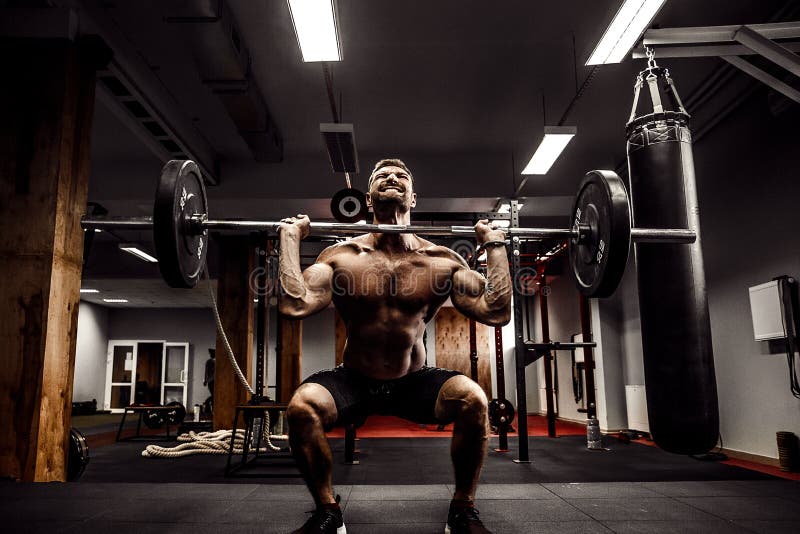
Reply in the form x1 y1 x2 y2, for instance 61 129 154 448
279 231 306 299
484 246 512 309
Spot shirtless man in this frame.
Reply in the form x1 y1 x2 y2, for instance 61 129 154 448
279 159 512 534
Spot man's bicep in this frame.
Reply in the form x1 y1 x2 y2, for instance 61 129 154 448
450 267 487 313
303 262 334 297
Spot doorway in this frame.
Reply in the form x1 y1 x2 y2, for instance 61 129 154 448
104 340 189 412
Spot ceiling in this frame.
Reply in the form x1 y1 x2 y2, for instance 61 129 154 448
54 0 796 306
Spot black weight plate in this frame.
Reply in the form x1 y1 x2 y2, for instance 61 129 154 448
330 188 368 223
488 398 516 427
568 170 631 298
67 427 89 481
165 401 186 425
143 410 165 429
153 160 209 288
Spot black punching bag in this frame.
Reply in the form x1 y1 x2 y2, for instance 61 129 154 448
625 62 719 455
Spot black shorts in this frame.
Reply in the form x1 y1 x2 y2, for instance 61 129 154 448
301 365 462 429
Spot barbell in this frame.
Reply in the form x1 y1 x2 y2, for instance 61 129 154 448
80 160 697 297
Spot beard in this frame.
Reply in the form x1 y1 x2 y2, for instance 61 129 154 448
370 190 414 212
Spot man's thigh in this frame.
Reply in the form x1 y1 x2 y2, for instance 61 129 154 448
301 366 368 429
390 366 463 425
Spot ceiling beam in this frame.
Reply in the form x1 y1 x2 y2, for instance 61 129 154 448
721 56 800 104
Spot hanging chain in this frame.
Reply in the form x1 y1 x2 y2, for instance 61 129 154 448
645 46 657 69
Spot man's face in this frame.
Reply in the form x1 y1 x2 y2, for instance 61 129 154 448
366 165 417 211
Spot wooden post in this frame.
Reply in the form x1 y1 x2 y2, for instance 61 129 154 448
434 307 492 398
278 315 302 402
0 36 108 481
213 237 254 431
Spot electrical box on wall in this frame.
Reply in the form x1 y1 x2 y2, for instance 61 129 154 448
748 280 787 341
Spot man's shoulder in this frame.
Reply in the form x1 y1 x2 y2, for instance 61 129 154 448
417 241 470 268
317 238 370 262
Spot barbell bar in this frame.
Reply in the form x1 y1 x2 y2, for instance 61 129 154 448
79 160 698 297
80 216 695 243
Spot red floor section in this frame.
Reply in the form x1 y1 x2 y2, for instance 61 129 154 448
325 414 585 438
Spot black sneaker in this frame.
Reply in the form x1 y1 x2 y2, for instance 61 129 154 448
291 506 346 534
445 505 492 534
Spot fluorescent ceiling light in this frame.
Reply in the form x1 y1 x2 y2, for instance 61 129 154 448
493 220 511 228
586 0 666 65
80 289 99 294
521 126 577 175
103 298 128 303
119 244 158 263
288 0 341 62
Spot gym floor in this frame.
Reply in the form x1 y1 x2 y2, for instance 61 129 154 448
3 416 799 533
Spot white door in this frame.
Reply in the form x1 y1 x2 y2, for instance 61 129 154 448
104 341 137 413
161 343 189 406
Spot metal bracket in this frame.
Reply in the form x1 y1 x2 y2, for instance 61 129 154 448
634 22 800 105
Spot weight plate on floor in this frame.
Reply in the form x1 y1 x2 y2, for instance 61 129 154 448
67 428 89 481
330 188 368 223
153 160 208 288
143 409 165 429
568 170 631 298
165 401 186 425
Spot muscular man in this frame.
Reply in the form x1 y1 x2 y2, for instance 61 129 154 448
280 159 512 534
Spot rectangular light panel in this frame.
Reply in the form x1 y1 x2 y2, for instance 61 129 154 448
119 244 158 263
521 127 577 175
288 0 341 62
586 0 666 65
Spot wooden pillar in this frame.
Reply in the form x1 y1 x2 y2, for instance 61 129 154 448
334 310 346 366
0 36 108 481
213 237 254 431
434 308 492 398
277 315 302 402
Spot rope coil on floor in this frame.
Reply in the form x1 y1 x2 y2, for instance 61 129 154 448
142 413 288 458
142 264 291 459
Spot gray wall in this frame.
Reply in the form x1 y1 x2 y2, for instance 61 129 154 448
617 261 645 386
74 302 110 407
691 95 800 459
526 273 628 430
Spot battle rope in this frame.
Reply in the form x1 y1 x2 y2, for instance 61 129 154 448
142 412 288 458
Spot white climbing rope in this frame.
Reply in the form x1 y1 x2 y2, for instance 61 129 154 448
205 264 256 396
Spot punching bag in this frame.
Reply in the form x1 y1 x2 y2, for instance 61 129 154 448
625 58 719 455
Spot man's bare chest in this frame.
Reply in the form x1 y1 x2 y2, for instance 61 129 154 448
331 251 454 300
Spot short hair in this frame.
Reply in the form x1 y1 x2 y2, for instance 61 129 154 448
368 158 413 190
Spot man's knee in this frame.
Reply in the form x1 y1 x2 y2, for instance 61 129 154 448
287 383 338 429
436 375 488 422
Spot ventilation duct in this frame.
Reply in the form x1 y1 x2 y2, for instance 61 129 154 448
165 0 283 162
